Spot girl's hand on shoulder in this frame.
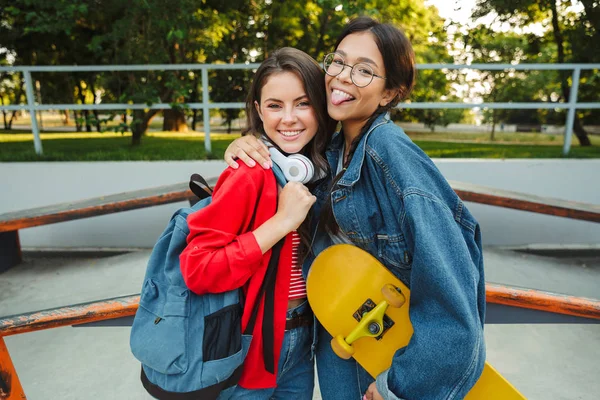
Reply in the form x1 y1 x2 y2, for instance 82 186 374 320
276 182 316 231
224 135 272 170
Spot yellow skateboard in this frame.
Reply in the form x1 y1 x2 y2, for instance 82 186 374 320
306 244 526 399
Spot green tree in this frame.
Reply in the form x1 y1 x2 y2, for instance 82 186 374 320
0 0 113 132
375 0 466 128
0 50 24 130
456 25 561 138
472 0 599 146
1 0 459 145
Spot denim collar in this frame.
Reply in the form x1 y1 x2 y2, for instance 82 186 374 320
326 112 391 187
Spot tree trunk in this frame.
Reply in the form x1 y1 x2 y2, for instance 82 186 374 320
83 110 92 132
580 0 600 44
0 97 7 129
63 110 70 125
7 82 24 130
162 108 188 132
93 110 101 131
76 82 92 132
8 111 16 129
37 111 44 131
131 110 159 146
74 110 82 132
191 110 198 131
91 82 102 131
189 83 199 131
549 1 591 146
490 110 496 141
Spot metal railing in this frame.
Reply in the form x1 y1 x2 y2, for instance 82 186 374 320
0 63 598 156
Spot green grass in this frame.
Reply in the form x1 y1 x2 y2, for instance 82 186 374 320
1 130 599 161
0 132 237 161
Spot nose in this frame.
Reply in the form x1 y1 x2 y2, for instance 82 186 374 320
336 64 353 84
282 107 297 124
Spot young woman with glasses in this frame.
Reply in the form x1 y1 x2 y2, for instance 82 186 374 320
224 17 486 400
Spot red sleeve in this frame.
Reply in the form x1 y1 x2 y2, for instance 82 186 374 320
179 165 275 295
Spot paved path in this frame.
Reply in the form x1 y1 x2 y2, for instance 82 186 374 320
1 247 599 399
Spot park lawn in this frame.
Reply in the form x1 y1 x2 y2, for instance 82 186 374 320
0 131 599 161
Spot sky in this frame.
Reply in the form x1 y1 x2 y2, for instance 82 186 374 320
425 0 585 31
424 0 477 25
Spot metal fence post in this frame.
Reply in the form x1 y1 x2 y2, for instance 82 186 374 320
201 67 211 154
562 67 581 156
23 70 43 156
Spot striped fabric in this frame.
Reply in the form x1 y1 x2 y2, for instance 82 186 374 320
288 231 307 300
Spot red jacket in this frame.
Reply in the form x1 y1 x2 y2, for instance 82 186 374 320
179 164 294 389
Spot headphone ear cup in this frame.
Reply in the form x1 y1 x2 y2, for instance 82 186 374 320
287 154 314 184
268 146 315 184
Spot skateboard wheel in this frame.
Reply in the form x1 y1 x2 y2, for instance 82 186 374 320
381 284 406 308
331 335 354 359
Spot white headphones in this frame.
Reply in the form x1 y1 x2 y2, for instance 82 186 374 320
263 139 315 184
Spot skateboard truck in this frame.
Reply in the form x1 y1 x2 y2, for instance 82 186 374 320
352 299 395 338
331 284 406 359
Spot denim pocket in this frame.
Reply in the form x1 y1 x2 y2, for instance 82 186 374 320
130 278 190 375
203 303 243 361
377 235 412 271
201 334 253 388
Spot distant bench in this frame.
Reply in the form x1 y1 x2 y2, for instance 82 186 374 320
0 180 216 273
0 178 598 273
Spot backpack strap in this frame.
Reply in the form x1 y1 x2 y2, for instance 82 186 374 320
244 166 287 373
189 173 213 200
271 163 287 188
243 237 284 374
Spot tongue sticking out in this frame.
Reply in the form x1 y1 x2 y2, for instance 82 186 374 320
331 91 354 106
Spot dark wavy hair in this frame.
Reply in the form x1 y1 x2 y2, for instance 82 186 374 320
320 16 417 235
244 47 336 262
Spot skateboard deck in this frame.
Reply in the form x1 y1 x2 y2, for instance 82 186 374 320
306 244 526 399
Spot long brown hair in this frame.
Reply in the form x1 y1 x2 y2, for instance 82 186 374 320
244 47 336 262
320 17 417 235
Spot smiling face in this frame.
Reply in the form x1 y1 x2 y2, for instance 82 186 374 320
255 71 318 154
325 32 397 140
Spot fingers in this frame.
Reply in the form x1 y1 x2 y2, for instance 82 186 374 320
234 147 258 168
253 140 271 165
243 140 272 169
224 146 240 169
280 183 315 206
224 136 272 169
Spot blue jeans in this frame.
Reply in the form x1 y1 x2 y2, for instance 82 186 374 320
220 300 315 400
316 325 374 400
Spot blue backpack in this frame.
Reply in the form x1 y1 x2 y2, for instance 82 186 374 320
130 170 286 399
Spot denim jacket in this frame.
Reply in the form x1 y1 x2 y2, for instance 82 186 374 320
303 113 486 399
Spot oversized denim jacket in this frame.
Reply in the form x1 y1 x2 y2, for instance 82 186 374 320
303 113 486 400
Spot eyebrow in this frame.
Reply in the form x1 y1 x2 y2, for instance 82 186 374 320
263 95 309 103
336 50 379 67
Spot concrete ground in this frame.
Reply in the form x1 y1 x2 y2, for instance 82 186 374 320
1 247 599 400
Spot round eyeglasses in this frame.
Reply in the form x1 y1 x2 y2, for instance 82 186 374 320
323 52 386 88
